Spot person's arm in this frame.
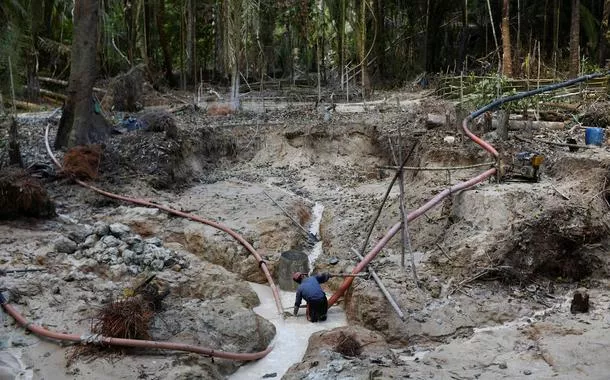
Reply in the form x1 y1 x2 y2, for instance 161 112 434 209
294 288 303 316
315 272 331 284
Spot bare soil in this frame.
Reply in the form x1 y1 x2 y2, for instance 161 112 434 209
1 90 610 380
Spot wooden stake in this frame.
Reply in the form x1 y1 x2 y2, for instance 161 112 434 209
351 248 406 321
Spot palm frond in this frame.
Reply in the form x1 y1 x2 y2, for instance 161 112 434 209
38 36 71 57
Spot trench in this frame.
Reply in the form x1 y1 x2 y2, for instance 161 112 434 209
229 283 347 379
231 201 346 379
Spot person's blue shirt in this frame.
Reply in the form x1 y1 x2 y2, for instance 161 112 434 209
295 273 330 307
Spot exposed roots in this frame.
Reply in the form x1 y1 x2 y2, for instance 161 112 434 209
334 332 362 357
0 167 55 219
62 145 102 181
93 296 155 341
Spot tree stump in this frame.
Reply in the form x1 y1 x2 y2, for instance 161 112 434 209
570 289 590 314
277 250 309 291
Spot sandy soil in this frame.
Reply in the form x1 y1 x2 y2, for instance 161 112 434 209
1 91 610 379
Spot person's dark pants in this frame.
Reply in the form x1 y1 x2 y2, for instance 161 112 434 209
306 297 328 322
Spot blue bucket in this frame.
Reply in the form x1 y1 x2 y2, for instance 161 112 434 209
585 127 605 146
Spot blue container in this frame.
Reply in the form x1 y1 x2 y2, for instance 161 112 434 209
585 127 605 146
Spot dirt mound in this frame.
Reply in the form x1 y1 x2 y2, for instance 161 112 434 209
101 65 147 112
138 109 178 138
0 167 55 219
284 326 398 380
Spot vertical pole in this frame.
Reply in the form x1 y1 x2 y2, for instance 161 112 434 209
8 56 17 114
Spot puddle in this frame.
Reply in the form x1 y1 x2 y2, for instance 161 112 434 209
230 282 347 379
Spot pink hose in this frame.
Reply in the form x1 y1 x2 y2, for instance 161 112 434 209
328 167 496 306
43 125 283 316
328 112 500 306
1 302 272 360
14 124 278 361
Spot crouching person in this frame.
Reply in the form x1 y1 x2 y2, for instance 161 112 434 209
292 272 330 322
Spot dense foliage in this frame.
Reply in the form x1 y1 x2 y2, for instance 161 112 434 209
1 0 610 100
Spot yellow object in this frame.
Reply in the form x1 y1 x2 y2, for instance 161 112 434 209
123 287 135 298
531 155 544 168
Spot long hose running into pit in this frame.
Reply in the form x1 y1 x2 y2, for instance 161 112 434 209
0 293 272 360
328 71 610 306
0 122 280 361
42 124 283 316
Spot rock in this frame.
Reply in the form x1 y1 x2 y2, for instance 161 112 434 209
127 265 140 275
93 221 110 236
144 236 163 247
109 264 128 278
570 289 590 314
53 236 78 254
151 259 165 271
101 235 121 248
67 224 94 243
131 241 145 254
109 223 131 238
123 234 143 245
122 249 136 265
105 247 120 258
57 214 78 225
262 373 277 378
81 234 98 249
177 261 259 308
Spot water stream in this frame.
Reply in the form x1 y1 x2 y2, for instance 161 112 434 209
229 283 347 379
230 202 345 379
307 203 324 274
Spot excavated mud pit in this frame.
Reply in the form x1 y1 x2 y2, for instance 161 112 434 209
1 95 610 379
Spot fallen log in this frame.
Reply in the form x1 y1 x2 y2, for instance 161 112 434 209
2 99 43 112
492 119 566 131
24 86 67 101
38 76 107 94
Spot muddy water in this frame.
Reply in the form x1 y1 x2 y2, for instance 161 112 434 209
230 283 347 379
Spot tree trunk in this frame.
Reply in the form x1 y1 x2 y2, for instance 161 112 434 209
55 0 109 149
8 117 23 167
373 0 385 78
553 0 560 75
186 0 195 84
497 109 509 140
569 0 580 78
600 0 610 67
156 0 175 86
501 0 512 76
124 0 135 64
135 0 149 66
227 0 241 110
339 0 346 89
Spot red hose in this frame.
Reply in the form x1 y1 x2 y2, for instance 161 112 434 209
462 117 500 158
328 108 501 305
1 302 271 360
44 125 283 316
328 167 496 306
31 124 277 361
